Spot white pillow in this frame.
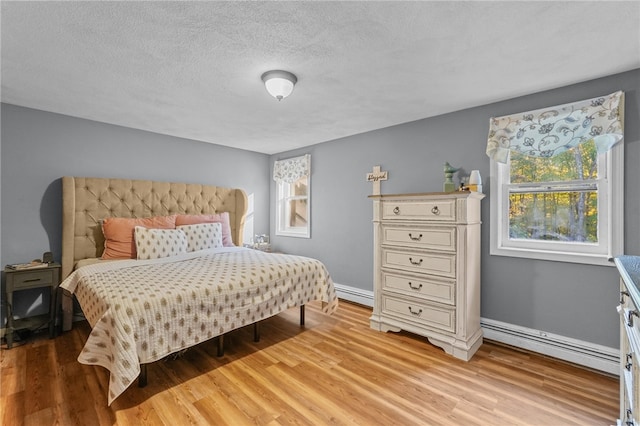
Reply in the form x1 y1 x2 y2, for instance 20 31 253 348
177 222 223 252
134 226 188 260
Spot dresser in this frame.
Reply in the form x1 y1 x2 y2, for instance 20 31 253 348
370 192 485 361
615 255 640 426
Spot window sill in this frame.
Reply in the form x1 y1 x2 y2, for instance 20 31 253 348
275 230 310 239
490 245 615 267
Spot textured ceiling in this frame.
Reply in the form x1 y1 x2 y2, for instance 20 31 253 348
2 1 639 155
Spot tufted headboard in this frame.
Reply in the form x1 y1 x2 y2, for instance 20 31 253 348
61 176 248 279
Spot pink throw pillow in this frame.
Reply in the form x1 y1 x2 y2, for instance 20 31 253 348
175 212 234 247
102 215 177 259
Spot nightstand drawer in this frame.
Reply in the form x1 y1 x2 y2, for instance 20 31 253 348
7 270 55 291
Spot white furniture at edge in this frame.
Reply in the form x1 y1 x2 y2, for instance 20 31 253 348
370 191 485 361
615 255 640 426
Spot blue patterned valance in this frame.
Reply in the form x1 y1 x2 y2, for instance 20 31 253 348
273 154 310 183
486 91 624 163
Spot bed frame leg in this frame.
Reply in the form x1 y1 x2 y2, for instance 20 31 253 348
217 334 224 357
253 321 260 342
138 364 147 388
300 305 305 326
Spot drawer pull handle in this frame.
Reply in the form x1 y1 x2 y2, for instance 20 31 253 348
408 282 423 291
408 233 423 241
408 307 422 317
626 353 633 371
621 291 630 305
393 206 400 215
628 310 638 327
23 278 43 283
409 257 423 266
431 206 440 215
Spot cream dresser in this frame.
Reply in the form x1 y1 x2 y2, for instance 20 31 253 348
615 255 640 426
370 191 485 361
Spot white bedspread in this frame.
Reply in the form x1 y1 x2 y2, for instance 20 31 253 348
60 247 338 405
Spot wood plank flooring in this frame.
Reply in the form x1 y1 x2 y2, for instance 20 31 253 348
1 300 618 425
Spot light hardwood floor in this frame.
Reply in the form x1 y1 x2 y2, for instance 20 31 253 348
1 300 618 425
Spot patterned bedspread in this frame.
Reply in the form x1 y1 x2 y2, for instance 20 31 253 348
60 247 338 405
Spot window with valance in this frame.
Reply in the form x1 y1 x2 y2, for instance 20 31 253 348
274 154 311 238
486 92 624 266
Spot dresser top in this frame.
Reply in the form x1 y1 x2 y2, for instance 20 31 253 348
615 255 640 305
369 191 485 199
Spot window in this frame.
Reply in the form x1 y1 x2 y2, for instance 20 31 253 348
490 141 623 265
274 155 311 238
276 175 310 237
487 91 624 266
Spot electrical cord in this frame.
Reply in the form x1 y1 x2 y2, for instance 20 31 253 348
1 298 51 348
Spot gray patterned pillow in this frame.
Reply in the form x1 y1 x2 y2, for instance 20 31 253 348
177 222 223 252
134 226 188 260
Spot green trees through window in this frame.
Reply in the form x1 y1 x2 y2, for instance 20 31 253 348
508 140 598 243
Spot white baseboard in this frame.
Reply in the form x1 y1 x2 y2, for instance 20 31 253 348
335 283 619 375
481 317 619 375
333 282 374 307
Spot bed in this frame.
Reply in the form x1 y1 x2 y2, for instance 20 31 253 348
59 176 338 405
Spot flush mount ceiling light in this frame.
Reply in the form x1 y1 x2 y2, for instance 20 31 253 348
261 70 297 101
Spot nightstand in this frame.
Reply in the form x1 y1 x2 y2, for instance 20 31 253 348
4 263 61 348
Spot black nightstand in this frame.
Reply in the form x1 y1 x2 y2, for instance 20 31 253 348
4 263 61 348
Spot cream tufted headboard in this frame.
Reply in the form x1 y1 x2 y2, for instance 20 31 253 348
61 176 248 279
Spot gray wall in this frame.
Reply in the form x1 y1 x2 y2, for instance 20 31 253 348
2 69 637 349
271 69 640 349
1 104 270 320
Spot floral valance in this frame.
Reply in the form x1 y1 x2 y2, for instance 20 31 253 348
486 91 624 163
273 154 310 183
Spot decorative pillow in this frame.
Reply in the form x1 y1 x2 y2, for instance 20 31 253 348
175 212 234 247
177 222 223 252
134 226 187 260
101 215 177 259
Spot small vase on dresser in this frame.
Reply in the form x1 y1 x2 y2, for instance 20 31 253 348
369 191 485 361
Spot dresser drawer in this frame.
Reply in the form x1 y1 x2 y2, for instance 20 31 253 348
6 269 55 291
382 199 456 221
382 225 456 251
382 295 455 333
382 248 456 279
383 272 455 305
621 337 636 418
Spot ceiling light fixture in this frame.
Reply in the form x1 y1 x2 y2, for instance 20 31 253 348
261 70 297 101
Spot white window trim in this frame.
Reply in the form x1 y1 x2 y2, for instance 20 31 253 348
275 176 311 239
489 142 623 266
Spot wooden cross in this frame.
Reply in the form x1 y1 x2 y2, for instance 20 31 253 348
366 165 388 196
